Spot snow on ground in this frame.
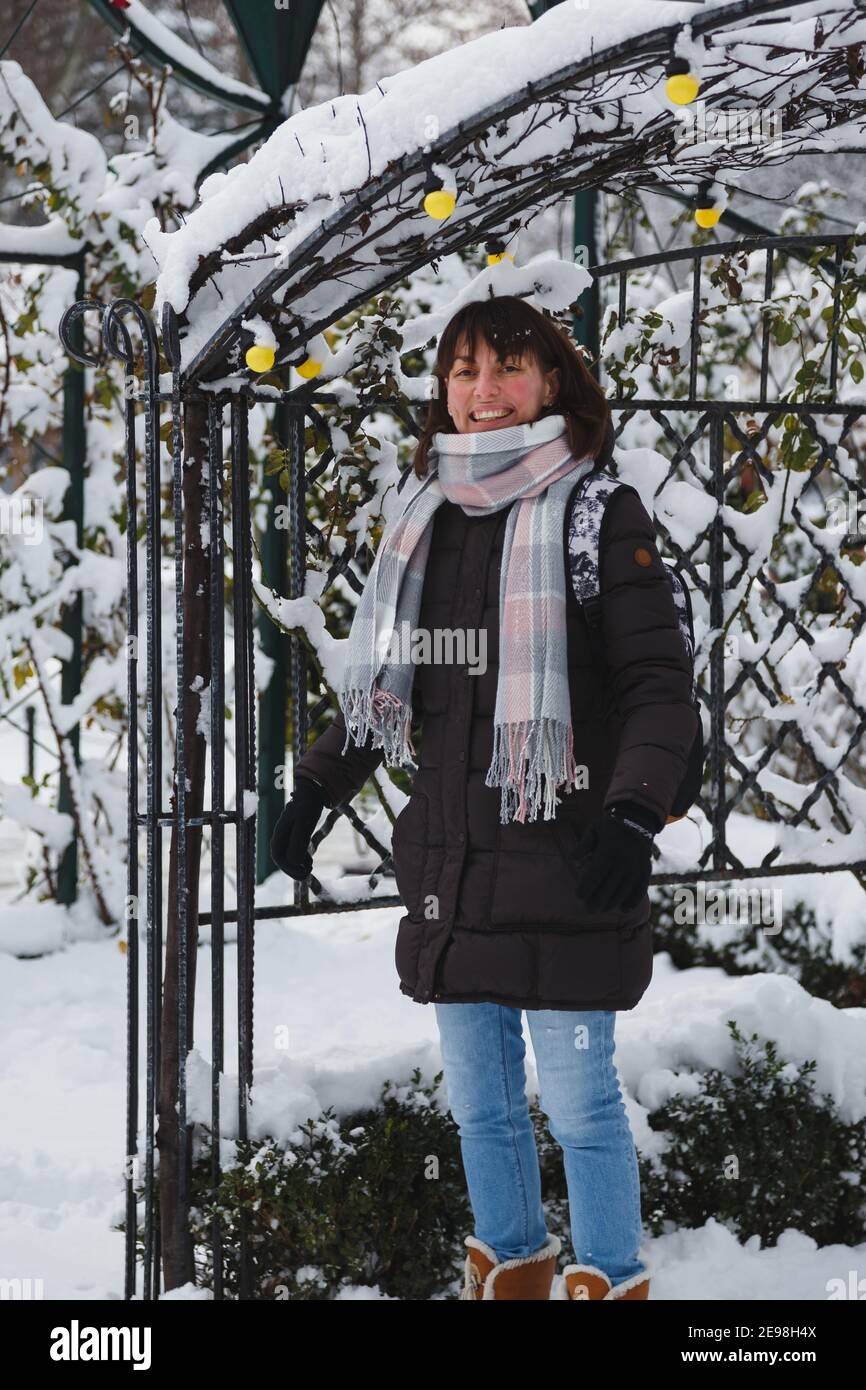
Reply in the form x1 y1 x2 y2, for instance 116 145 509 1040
1 800 864 1299
2 693 865 1300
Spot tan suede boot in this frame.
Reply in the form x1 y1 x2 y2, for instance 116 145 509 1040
554 1262 650 1300
459 1232 561 1300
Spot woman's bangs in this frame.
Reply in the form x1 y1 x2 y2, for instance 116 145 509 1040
440 314 543 375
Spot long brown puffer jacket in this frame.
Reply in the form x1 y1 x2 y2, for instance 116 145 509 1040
295 444 698 1011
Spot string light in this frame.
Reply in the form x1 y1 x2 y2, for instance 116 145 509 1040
245 343 276 372
422 165 456 220
665 56 700 105
295 356 322 379
485 238 514 265
295 331 331 379
694 181 723 228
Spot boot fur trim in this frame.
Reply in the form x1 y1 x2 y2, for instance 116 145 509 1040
554 1261 651 1300
604 1267 651 1300
553 1262 611 1300
464 1232 561 1301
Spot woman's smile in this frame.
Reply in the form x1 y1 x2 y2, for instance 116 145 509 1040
469 406 514 426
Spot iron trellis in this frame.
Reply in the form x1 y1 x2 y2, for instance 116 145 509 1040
60 225 865 1298
55 0 866 1301
166 0 866 388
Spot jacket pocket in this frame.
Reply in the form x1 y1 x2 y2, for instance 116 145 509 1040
487 815 594 929
390 793 428 920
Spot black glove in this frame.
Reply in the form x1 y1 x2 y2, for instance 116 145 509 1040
270 776 329 879
574 801 660 913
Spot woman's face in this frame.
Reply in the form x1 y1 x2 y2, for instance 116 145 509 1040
444 335 560 434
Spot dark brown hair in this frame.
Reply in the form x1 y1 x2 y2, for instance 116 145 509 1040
411 294 611 478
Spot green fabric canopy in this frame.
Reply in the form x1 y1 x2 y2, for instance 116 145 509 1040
223 1 325 109
88 1 326 113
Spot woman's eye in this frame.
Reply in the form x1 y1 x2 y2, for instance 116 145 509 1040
454 363 520 377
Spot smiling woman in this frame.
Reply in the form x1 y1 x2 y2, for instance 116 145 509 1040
411 294 610 478
280 290 697 1301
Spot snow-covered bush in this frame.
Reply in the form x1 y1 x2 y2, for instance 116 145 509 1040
651 884 866 1008
638 1020 866 1247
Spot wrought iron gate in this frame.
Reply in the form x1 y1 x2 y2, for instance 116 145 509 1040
59 229 865 1299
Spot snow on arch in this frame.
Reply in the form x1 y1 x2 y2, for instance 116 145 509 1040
143 0 866 382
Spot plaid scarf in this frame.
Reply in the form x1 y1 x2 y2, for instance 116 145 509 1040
337 413 595 824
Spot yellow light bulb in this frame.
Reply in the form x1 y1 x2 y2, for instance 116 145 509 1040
423 188 456 220
486 251 514 266
695 206 722 228
665 73 700 105
118 939 127 954
296 357 322 379
245 344 276 372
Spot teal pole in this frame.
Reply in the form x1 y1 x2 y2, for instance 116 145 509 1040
571 188 600 373
527 1 599 370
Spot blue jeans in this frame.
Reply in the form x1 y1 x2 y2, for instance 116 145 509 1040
434 1002 647 1286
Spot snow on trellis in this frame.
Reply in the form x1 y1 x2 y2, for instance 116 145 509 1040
607 389 866 868
137 0 866 381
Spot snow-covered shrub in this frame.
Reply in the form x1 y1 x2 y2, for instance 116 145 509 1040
121 1016 866 1297
637 1020 866 1247
650 885 866 1008
181 1069 469 1301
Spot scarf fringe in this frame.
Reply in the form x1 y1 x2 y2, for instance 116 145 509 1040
341 684 418 770
485 718 580 825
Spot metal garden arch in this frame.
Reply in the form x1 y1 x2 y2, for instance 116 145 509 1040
59 0 866 1299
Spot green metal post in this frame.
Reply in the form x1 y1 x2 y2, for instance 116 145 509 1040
527 0 599 370
571 187 600 372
